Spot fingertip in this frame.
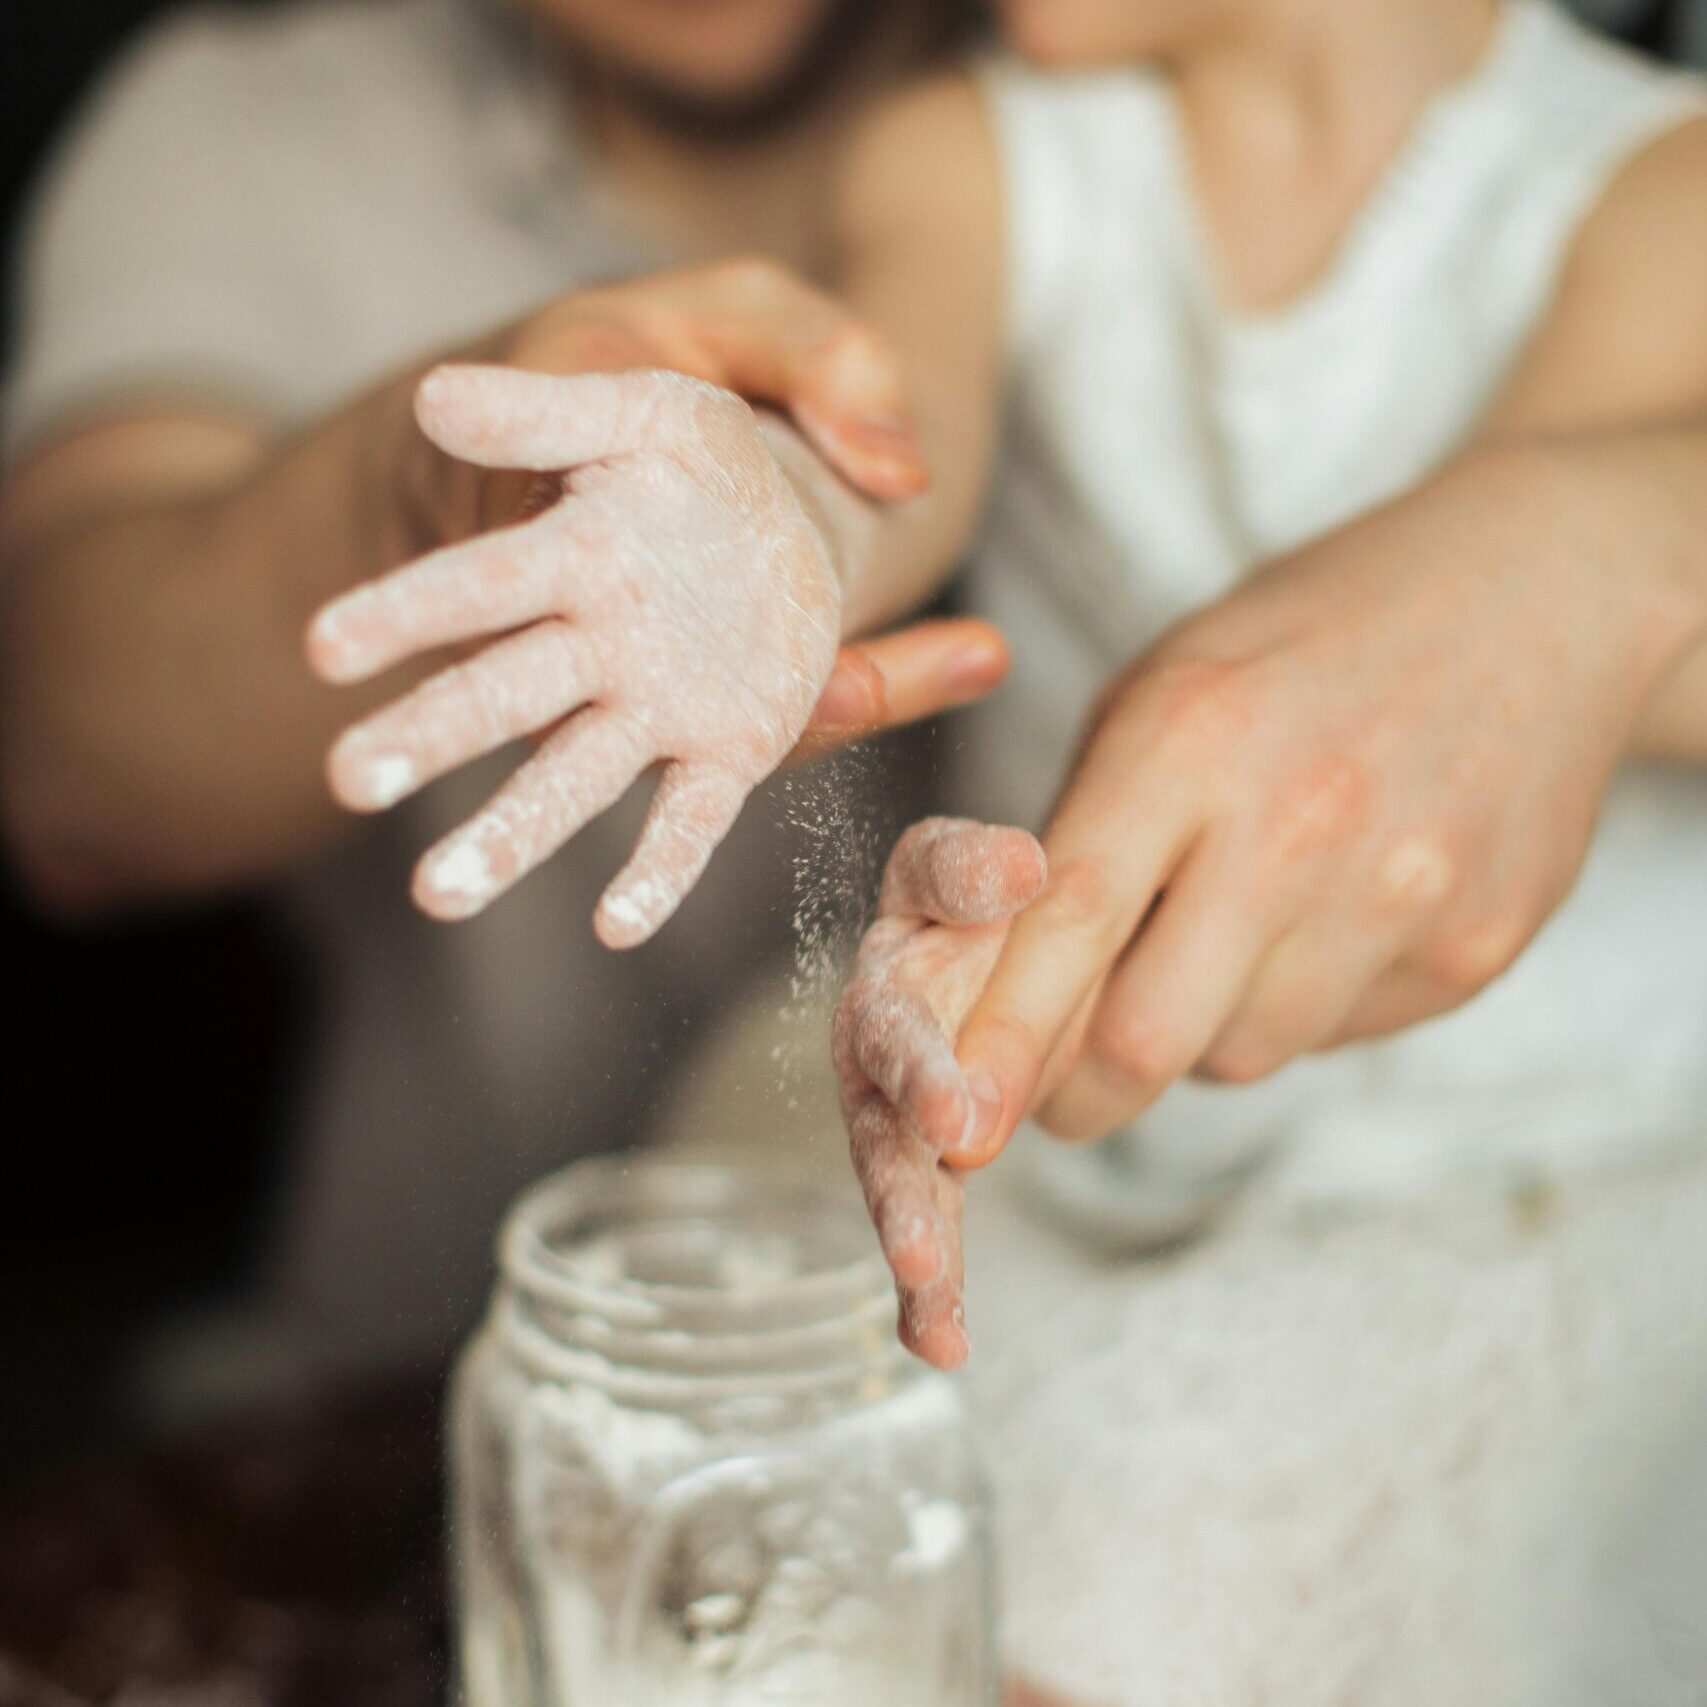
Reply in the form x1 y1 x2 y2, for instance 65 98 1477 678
898 1297 970 1371
594 871 681 951
1005 830 1049 905
946 628 1011 698
867 459 933 502
412 362 465 439
593 897 653 951
910 1074 972 1155
413 835 501 921
304 608 364 686
327 732 417 813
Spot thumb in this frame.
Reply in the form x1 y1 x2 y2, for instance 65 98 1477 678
879 818 1047 926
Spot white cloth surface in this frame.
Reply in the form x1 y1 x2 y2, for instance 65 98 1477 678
973 1141 1707 1707
967 1 1707 1204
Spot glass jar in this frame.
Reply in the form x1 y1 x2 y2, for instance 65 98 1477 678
450 1157 997 1706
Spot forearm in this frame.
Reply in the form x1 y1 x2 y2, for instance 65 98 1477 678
1522 423 1707 764
0 378 420 910
760 414 962 637
781 72 1005 637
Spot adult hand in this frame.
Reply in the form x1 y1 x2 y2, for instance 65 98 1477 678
401 257 929 552
944 445 1702 1157
833 817 1046 1367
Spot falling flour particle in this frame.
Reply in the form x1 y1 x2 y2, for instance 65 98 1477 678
773 749 886 1109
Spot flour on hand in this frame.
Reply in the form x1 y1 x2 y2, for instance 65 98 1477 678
309 365 843 946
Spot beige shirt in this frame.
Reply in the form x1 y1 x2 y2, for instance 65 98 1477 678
2 0 827 1394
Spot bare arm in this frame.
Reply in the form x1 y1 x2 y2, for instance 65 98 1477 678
791 74 1008 634
0 392 410 911
0 264 992 916
1481 115 1707 763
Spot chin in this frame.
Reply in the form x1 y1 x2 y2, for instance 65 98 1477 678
533 0 847 109
996 0 1187 68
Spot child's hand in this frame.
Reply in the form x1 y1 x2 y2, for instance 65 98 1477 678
309 365 843 946
833 817 1046 1368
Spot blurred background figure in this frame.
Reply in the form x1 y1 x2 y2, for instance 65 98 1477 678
0 0 976 1453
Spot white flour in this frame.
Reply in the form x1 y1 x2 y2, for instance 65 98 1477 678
771 749 885 1114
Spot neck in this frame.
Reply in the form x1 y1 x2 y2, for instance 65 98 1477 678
1168 0 1502 309
1177 0 1500 173
568 6 936 281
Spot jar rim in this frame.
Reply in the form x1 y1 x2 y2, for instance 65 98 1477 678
495 1157 903 1398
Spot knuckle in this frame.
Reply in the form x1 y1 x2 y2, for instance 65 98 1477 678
1419 912 1531 993
1371 832 1460 916
1263 755 1373 856
1199 1036 1285 1086
811 319 900 383
1087 1007 1190 1090
712 254 800 300
1150 657 1264 748
1033 856 1116 933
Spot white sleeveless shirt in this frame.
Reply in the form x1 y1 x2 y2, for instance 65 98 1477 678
966 1 1707 1205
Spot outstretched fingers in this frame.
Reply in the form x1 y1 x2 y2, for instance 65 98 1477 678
307 513 572 684
845 1089 970 1370
413 710 649 920
413 364 705 471
594 762 751 950
327 620 601 811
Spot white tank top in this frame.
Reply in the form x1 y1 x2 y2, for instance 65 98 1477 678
967 1 1707 1201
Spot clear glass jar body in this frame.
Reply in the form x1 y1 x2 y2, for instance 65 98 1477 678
450 1159 997 1707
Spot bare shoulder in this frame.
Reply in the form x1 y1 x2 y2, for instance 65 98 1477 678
838 72 1002 248
1568 112 1707 296
1490 113 1707 434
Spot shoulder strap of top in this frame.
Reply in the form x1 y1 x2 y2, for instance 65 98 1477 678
1411 2 1707 328
975 55 1173 359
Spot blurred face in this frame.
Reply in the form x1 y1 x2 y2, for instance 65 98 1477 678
994 0 1234 66
525 0 864 114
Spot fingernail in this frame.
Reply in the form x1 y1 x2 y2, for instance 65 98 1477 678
951 1069 1003 1162
948 639 1008 695
848 415 924 460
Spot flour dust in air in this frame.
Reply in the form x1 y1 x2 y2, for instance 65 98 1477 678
772 747 885 1114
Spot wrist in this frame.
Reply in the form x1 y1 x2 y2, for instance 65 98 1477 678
757 411 874 634
1464 437 1707 725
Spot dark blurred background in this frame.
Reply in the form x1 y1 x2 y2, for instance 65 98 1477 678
1 0 310 1479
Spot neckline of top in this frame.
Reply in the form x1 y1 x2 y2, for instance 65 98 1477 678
1152 0 1542 346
